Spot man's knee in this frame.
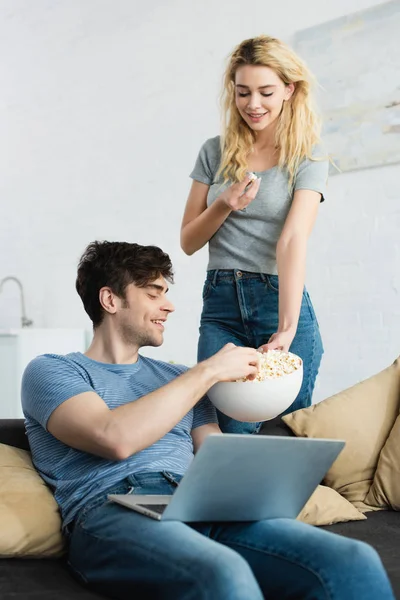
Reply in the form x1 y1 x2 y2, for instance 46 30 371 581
345 539 383 571
193 546 262 600
327 538 386 585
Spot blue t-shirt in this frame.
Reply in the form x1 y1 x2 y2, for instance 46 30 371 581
21 352 217 527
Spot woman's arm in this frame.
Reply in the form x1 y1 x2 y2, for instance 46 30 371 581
259 189 321 352
180 176 261 256
180 181 232 255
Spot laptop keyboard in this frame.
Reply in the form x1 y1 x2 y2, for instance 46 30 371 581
137 504 168 515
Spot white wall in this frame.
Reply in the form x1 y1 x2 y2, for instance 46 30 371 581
0 0 398 402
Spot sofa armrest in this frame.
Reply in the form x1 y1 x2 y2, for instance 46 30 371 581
0 419 30 451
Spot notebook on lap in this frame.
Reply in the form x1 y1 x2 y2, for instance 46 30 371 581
109 433 344 522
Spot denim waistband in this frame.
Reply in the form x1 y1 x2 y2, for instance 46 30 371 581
206 269 275 285
66 471 183 536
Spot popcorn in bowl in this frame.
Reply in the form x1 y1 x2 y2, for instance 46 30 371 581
208 349 303 422
238 350 302 382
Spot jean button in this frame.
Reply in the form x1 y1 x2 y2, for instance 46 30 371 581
237 271 242 277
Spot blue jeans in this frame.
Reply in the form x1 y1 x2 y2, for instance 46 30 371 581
197 270 324 434
67 472 394 600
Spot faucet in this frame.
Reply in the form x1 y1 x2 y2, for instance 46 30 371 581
0 276 33 328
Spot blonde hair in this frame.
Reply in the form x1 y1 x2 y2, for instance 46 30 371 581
217 35 322 189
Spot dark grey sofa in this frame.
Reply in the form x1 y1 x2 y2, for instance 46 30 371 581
0 418 399 599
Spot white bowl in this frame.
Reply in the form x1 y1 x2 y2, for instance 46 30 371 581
207 360 303 422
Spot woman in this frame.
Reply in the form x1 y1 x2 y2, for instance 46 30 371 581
181 35 328 434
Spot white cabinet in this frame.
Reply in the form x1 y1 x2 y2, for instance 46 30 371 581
0 329 87 419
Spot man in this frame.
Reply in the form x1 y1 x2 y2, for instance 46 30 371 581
22 241 393 600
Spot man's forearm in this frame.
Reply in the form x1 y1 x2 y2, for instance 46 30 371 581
103 362 219 460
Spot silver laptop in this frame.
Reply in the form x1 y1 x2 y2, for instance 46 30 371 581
109 434 344 522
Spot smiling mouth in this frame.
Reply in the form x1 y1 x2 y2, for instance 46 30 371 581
247 112 268 119
151 319 165 329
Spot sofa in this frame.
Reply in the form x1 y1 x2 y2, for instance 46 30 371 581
0 417 399 599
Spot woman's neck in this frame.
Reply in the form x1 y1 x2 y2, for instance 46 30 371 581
253 125 277 151
245 125 279 172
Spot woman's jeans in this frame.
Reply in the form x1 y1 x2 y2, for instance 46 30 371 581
197 270 324 434
67 472 394 600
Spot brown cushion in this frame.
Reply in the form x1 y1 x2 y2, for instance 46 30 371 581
0 443 65 557
297 485 366 526
283 357 400 504
366 412 400 509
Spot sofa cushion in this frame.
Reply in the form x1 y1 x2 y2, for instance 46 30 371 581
0 557 104 599
297 485 366 526
0 419 30 451
0 443 65 557
282 357 400 504
366 412 400 509
258 415 294 437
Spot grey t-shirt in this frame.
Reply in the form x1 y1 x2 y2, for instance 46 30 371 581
190 136 329 275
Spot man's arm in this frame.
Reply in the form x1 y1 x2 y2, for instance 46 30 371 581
46 344 259 461
191 423 221 453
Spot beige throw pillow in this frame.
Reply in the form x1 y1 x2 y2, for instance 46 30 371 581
298 485 366 526
0 443 65 557
283 357 400 504
366 412 400 509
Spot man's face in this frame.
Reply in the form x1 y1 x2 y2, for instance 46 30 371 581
116 276 175 348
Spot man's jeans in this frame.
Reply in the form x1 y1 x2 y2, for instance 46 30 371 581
197 270 324 434
67 472 394 600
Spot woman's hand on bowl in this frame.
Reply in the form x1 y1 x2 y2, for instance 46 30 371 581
258 329 296 354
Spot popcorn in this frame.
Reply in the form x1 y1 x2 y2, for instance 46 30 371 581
238 350 302 382
246 171 258 183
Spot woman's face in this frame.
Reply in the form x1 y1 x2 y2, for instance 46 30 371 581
234 65 294 132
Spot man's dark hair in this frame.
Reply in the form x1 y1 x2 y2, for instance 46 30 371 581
76 241 174 327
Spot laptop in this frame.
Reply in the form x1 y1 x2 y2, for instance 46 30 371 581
109 434 344 522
